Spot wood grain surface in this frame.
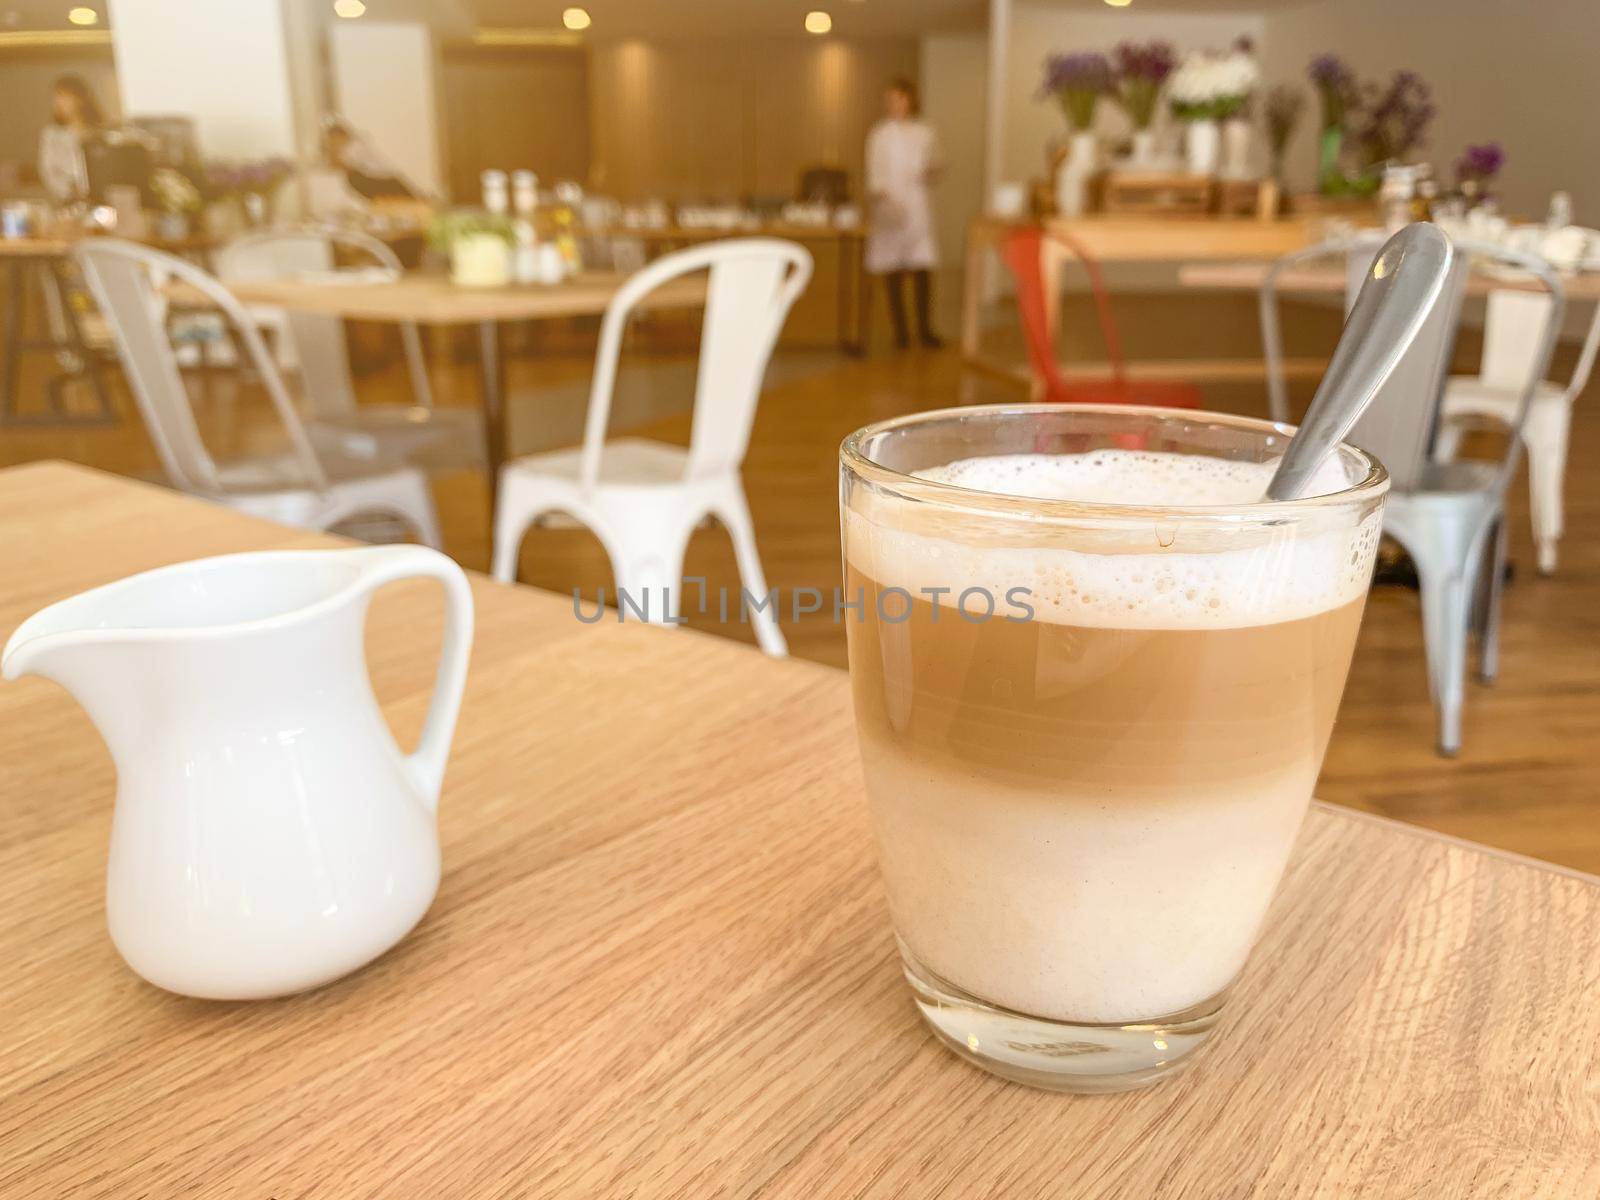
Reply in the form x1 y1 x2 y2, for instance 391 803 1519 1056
2 462 1599 1198
966 213 1335 263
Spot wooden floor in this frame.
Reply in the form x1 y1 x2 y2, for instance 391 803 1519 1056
4 295 1598 873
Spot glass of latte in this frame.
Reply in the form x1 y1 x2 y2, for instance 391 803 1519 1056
840 404 1388 1092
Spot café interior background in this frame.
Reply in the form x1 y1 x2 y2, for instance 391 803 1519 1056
1 0 1598 867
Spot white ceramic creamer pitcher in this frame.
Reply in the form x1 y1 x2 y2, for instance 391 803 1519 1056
2 545 473 1000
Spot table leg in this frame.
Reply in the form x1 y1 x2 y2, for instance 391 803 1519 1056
478 319 508 526
836 239 849 353
1 259 22 422
47 257 114 422
855 240 872 355
960 228 987 362
838 238 865 357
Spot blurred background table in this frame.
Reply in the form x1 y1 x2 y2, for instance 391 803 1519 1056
1 235 115 425
166 269 708 526
1179 259 1600 301
2 461 1597 1197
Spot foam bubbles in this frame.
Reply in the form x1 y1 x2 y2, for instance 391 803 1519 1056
916 448 1355 506
848 450 1379 631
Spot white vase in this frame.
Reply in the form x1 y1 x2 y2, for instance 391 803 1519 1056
1221 118 1253 180
1055 131 1097 217
1131 129 1157 167
450 234 510 287
1185 119 1221 177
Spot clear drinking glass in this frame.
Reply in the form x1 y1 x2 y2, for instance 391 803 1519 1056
840 404 1388 1092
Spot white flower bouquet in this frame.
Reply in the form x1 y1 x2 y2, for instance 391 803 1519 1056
1167 48 1259 122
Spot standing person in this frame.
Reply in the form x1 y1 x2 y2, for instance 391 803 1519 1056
38 74 105 204
865 77 943 350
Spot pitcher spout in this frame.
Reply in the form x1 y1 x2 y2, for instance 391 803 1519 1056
4 550 377 749
4 597 120 686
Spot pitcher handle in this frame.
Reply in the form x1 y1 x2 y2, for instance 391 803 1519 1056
353 544 475 811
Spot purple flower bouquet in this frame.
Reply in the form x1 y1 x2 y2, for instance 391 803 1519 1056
1112 41 1176 132
1039 52 1114 132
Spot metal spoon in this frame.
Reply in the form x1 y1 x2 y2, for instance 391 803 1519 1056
1265 222 1455 500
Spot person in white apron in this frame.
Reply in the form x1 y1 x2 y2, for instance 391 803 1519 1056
865 78 943 349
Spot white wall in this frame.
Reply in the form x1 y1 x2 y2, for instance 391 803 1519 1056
107 0 300 158
1261 0 1597 223
329 21 445 198
921 32 989 267
1004 4 1266 185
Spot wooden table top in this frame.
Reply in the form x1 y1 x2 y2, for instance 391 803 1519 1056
969 213 1337 262
0 235 79 257
601 221 863 243
1 230 218 258
1179 259 1600 302
4 461 1600 1196
169 268 708 325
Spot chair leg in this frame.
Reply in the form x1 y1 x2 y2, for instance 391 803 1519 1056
1477 516 1509 684
373 472 442 550
1432 417 1466 463
409 492 443 551
491 477 534 583
1523 403 1570 576
717 484 788 659
1417 567 1471 758
608 517 693 626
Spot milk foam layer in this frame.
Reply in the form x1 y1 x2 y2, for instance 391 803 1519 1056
920 449 1354 506
847 450 1380 631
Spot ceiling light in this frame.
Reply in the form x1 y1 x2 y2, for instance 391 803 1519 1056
562 6 591 30
805 10 832 34
1104 0 1133 6
333 0 365 17
67 6 97 24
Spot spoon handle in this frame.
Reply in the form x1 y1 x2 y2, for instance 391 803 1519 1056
1265 223 1454 501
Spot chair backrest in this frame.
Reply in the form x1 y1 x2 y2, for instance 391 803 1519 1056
1261 230 1564 496
74 238 329 496
215 225 434 416
1480 290 1556 391
577 238 813 490
1479 286 1600 406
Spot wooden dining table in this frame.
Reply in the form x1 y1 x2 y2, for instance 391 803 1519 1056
1178 259 1600 302
170 269 708 521
4 461 1600 1196
960 215 1346 390
0 235 117 426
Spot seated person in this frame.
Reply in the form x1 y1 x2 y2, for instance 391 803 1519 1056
321 118 424 201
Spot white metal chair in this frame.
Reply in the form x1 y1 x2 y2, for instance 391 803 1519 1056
215 226 482 470
1262 232 1565 755
491 238 813 657
1435 287 1600 574
76 238 442 547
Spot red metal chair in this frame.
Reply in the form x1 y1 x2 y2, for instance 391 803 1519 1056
1001 226 1203 409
